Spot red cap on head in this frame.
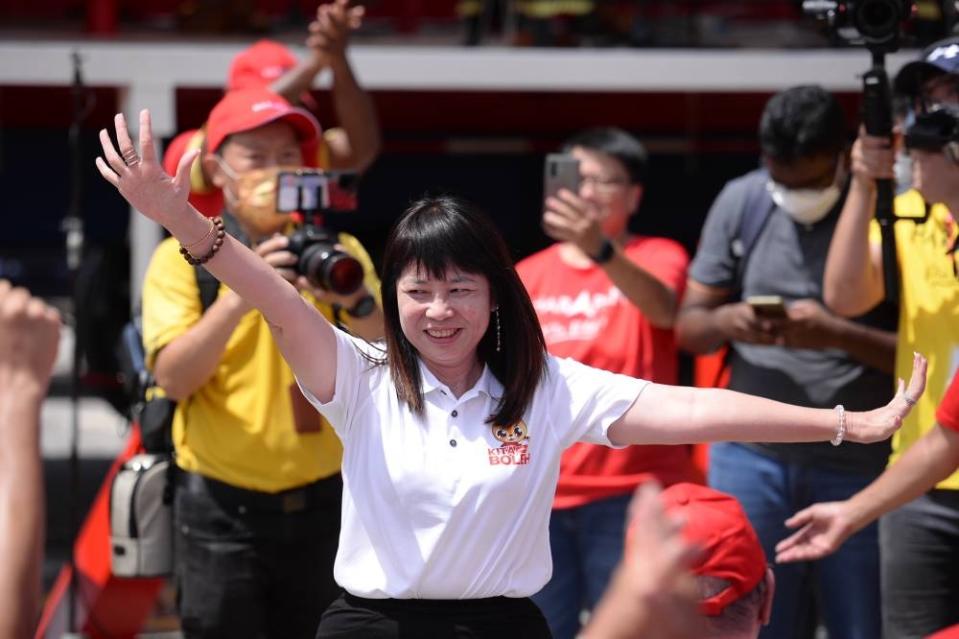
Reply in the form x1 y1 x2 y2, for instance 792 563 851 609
205 88 319 154
660 483 767 617
228 40 298 91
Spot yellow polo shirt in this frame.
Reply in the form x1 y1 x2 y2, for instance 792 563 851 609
142 232 380 493
883 190 959 488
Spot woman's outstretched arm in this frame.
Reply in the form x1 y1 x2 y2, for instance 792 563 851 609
96 110 337 401
609 353 927 447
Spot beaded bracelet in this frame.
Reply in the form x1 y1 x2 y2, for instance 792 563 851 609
830 404 846 447
179 216 225 266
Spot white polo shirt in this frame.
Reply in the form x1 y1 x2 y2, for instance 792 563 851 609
299 328 647 599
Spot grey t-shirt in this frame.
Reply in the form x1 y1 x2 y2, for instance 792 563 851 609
689 169 898 475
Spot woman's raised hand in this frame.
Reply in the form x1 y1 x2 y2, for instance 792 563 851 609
847 352 928 444
95 110 198 227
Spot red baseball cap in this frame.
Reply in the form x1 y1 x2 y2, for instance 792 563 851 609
660 483 767 617
228 40 298 91
227 39 319 110
205 88 320 155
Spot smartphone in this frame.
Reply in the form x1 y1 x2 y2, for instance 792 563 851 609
543 154 581 201
746 295 788 319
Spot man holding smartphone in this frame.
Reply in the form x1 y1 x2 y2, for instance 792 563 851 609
517 127 699 639
676 86 898 639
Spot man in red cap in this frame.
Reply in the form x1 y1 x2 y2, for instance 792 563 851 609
663 483 774 638
585 483 774 639
164 0 380 217
142 87 383 637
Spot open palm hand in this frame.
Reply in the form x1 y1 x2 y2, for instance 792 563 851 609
774 501 853 564
95 110 196 227
846 352 927 444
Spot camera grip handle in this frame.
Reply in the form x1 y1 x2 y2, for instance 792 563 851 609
876 182 899 305
862 65 893 137
861 62 899 304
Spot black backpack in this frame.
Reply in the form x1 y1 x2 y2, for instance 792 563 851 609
117 266 220 454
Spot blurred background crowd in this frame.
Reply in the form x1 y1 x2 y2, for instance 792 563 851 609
4 0 959 637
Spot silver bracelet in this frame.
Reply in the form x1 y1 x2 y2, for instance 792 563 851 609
831 404 846 447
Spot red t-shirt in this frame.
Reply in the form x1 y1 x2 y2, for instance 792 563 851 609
936 368 959 433
517 236 700 509
928 623 959 639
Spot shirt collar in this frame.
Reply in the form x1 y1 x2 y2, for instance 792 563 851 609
418 359 502 402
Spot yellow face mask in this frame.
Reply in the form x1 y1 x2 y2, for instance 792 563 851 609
220 163 301 238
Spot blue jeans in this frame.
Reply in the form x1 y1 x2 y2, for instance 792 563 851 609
709 443 881 639
531 492 632 639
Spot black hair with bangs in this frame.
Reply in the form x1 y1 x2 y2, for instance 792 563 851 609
380 195 547 427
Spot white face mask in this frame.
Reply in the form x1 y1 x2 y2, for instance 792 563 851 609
767 157 845 225
767 182 841 225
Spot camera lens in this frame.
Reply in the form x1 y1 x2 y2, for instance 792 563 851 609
300 244 364 296
854 0 899 39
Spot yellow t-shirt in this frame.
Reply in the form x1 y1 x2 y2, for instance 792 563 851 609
142 231 380 493
885 189 959 488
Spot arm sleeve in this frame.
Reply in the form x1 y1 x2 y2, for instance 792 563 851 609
337 231 382 307
547 356 649 449
687 177 749 290
936 368 959 433
632 238 689 297
141 238 205 370
296 327 381 440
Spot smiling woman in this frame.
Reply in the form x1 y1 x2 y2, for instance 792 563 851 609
378 196 546 424
97 109 927 639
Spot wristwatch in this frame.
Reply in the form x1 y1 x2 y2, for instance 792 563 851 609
591 238 615 264
345 293 376 319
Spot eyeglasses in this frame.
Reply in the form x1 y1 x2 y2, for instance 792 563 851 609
580 174 630 194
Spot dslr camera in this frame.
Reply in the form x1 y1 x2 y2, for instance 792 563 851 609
276 169 365 296
802 0 913 50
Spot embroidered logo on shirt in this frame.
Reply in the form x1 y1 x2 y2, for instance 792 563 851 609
489 420 530 465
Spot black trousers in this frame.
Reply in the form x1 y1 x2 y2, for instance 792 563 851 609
174 470 343 639
316 592 552 639
879 489 959 638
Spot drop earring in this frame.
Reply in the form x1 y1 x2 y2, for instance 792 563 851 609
495 307 502 353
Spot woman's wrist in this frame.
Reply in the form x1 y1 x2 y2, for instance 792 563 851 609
165 204 212 245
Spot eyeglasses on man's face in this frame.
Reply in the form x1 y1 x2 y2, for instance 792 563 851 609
579 174 630 194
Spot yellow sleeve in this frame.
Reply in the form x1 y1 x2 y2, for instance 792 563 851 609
337 231 382 306
868 218 882 247
141 237 203 370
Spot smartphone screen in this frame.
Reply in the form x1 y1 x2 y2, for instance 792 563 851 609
746 295 788 319
276 172 301 212
544 154 581 201
299 172 327 211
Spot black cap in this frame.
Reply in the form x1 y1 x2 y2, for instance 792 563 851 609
894 36 959 96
